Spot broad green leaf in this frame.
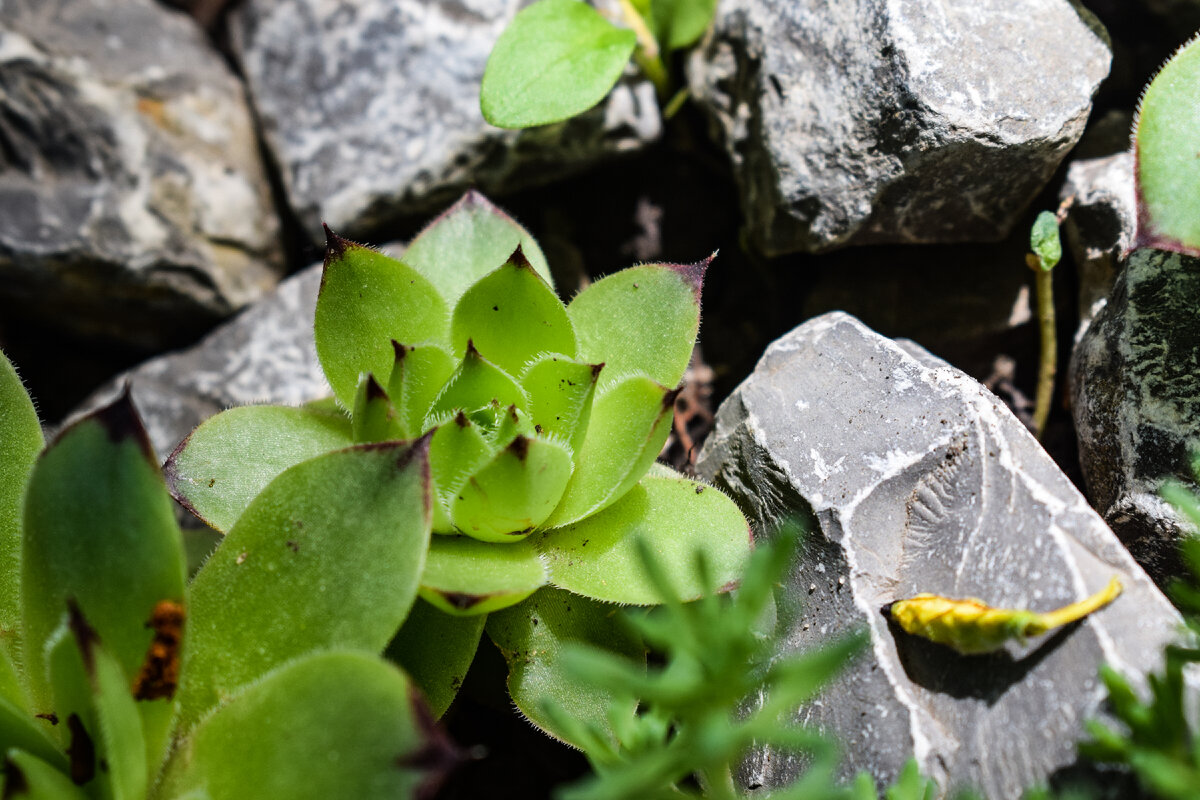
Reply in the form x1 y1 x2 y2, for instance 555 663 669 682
521 355 602 452
23 394 185 712
1029 211 1061 271
385 598 486 718
451 247 576 375
451 435 574 542
542 376 676 528
402 191 552 306
481 0 637 129
486 587 643 747
314 230 449 407
3 750 89 799
1135 34 1200 256
428 344 528 422
651 0 718 51
388 343 456 437
165 404 353 534
179 440 432 729
352 374 404 443
568 259 706 389
0 694 64 772
429 413 496 533
0 349 41 662
536 467 750 604
419 536 548 616
160 652 447 800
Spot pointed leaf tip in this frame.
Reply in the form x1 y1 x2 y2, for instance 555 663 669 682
84 385 155 457
508 435 530 461
669 254 712 301
364 373 389 402
392 340 411 361
507 245 533 270
322 223 349 261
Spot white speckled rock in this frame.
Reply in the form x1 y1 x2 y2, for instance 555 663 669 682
696 312 1178 797
230 0 661 241
0 0 283 347
687 0 1111 255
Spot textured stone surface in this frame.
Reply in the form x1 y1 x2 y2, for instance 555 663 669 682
696 312 1179 797
1060 152 1135 332
1070 247 1200 585
230 0 661 241
0 0 283 347
687 0 1111 256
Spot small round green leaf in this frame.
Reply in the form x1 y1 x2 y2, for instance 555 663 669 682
1135 34 1200 256
315 231 450 407
402 191 553 306
568 259 707 389
385 598 486 718
536 466 751 604
161 652 449 800
450 435 574 542
485 588 643 747
419 536 548 616
166 404 354 534
179 440 432 729
651 0 718 51
1029 211 1061 271
481 0 638 129
451 247 577 375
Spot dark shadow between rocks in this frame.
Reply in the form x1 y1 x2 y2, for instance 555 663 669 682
885 613 1079 705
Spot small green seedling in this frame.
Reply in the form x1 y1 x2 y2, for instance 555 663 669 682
166 190 751 735
481 0 717 129
1026 209 1063 440
0 349 456 799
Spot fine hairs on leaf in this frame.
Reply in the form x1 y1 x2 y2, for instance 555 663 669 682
545 520 940 800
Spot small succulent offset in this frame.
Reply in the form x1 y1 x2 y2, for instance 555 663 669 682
167 191 751 726
0 349 455 799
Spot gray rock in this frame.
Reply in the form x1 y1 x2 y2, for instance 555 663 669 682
1070 247 1200 586
1060 152 1135 333
0 0 283 347
230 0 661 241
687 0 1111 256
696 312 1179 796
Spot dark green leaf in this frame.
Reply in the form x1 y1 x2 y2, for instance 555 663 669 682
385 598 486 718
0 349 41 666
481 0 637 129
179 439 431 729
651 0 717 51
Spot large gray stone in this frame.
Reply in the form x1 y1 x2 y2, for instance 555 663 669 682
0 0 283 347
1070 247 1200 586
696 312 1179 797
687 0 1111 256
230 0 661 241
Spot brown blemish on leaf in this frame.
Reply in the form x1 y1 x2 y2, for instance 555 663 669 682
236 551 248 565
35 712 58 725
2 755 28 797
66 713 94 785
662 386 683 414
454 411 470 428
507 435 530 461
435 591 492 611
397 685 466 800
286 540 300 553
65 599 98 675
133 600 185 701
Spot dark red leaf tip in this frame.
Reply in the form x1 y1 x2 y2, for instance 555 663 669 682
662 386 683 413
322 223 348 261
454 410 471 428
392 340 412 363
464 339 481 359
364 373 389 402
66 713 94 785
507 244 533 271
86 384 156 459
507 435 530 461
400 685 465 800
65 599 98 677
668 252 714 302
590 362 605 380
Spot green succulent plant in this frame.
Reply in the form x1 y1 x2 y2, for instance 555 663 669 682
166 190 751 732
0 348 456 799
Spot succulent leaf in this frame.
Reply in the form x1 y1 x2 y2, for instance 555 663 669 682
1134 33 1200 256
0 349 41 658
480 0 637 129
485 587 643 747
0 693 64 773
428 343 529 423
22 394 186 715
419 536 548 616
388 343 456 437
542 376 676 528
315 229 450 407
3 749 89 799
429 413 496 533
567 259 706 389
352 374 404 443
402 191 552 306
179 439 432 729
385 598 486 718
451 247 577 376
536 466 752 604
160 652 448 800
165 404 354 534
449 435 574 542
650 0 718 51
520 355 602 452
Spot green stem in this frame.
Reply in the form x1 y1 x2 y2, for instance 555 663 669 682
662 87 690 119
699 761 739 800
1032 265 1056 440
618 0 670 98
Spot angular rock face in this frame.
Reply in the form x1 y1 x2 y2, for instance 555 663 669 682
696 312 1179 797
687 0 1111 256
230 0 661 241
1070 247 1200 585
0 0 283 347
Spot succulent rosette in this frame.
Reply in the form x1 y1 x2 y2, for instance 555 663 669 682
167 192 750 728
